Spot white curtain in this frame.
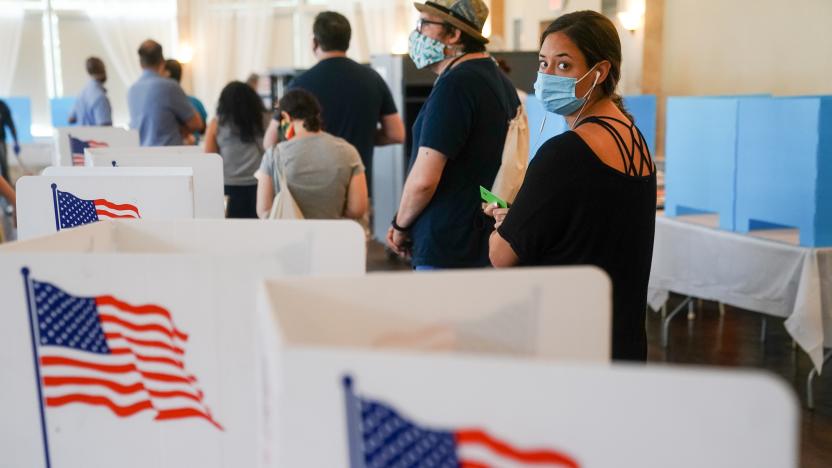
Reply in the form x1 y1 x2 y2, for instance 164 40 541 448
187 0 416 110
83 1 177 96
0 2 25 95
189 0 274 114
313 0 414 64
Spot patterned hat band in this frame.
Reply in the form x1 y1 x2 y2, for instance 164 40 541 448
425 1 482 31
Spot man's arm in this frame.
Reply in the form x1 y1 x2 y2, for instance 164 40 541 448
94 96 113 126
375 113 405 146
182 111 203 134
394 146 446 227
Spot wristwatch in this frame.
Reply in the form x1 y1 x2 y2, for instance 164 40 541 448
391 213 410 232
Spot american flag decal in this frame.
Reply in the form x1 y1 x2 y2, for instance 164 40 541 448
51 183 141 232
68 134 108 166
22 269 223 433
343 376 579 468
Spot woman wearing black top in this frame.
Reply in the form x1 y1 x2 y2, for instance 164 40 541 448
486 11 656 361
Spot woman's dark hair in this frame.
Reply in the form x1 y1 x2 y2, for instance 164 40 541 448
277 89 323 132
441 24 487 53
216 81 267 143
541 11 632 122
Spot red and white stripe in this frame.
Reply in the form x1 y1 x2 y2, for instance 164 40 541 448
71 140 108 166
93 199 141 219
455 429 579 468
40 295 222 430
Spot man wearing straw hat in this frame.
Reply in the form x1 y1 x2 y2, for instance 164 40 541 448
387 0 520 270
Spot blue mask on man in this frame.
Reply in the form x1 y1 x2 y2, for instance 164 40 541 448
534 66 600 116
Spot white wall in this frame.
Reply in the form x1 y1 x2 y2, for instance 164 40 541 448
504 0 602 52
661 0 832 96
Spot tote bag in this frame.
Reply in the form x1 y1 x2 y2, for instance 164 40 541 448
267 145 304 220
490 102 529 204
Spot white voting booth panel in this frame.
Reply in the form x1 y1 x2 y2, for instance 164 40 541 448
0 219 366 468
85 152 224 219
85 146 203 158
54 127 139 167
15 169 195 240
260 268 611 360
268 349 798 468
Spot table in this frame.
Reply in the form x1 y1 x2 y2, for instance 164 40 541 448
648 214 832 376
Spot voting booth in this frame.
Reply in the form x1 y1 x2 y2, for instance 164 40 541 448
85 152 224 219
664 96 749 230
526 95 569 160
54 127 139 167
262 350 798 468
259 269 796 467
85 146 204 158
260 268 611 359
735 96 832 246
0 219 366 468
15 168 195 240
625 94 658 156
1 96 34 143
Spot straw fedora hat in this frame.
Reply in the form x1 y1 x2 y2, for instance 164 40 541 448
414 0 490 44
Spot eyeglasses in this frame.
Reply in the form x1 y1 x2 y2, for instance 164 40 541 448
416 18 445 34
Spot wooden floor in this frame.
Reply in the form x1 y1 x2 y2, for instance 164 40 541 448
365 241 832 467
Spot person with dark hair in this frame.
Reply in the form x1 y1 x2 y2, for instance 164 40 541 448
203 81 269 218
263 10 404 199
127 39 203 146
487 11 656 362
0 99 20 182
256 89 367 221
385 0 520 270
68 57 112 126
163 59 207 144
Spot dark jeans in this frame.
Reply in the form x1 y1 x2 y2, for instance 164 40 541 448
224 184 257 219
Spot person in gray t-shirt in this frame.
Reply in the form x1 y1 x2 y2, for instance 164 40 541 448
255 89 367 220
205 81 269 218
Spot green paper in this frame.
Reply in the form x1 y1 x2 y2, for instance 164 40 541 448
480 186 507 209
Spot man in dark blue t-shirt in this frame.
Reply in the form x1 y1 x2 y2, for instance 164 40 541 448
264 11 404 194
386 0 520 269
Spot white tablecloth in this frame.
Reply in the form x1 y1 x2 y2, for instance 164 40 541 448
648 214 832 371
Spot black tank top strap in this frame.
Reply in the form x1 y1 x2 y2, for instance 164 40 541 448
574 115 655 177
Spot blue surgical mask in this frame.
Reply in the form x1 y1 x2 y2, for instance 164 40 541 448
534 66 600 116
409 30 447 69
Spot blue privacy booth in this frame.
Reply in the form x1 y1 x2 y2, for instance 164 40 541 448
0 96 33 143
625 95 657 156
50 97 76 128
663 96 766 230
525 94 657 161
735 96 832 247
525 95 568 160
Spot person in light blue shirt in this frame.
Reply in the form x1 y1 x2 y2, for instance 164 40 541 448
68 57 112 126
127 40 203 146
163 59 207 145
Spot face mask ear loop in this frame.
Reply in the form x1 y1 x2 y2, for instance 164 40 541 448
533 112 548 152
570 71 600 130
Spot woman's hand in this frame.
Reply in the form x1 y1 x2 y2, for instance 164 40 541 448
483 203 510 229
